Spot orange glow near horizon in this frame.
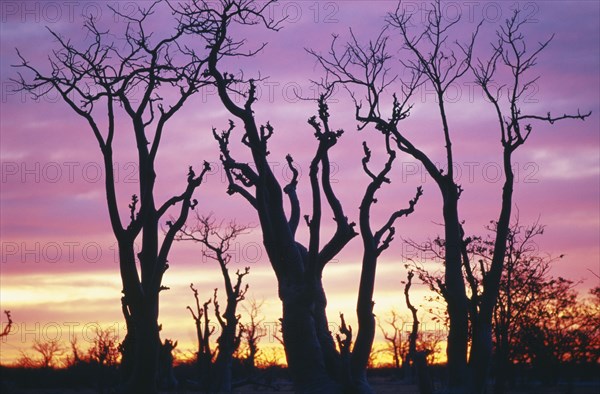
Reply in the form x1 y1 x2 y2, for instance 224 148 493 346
0 259 453 367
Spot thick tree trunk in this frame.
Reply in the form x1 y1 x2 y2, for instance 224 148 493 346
280 283 341 394
211 311 238 393
493 334 510 394
313 279 341 381
470 322 493 394
118 240 161 394
126 302 161 394
414 352 435 394
211 344 234 393
198 353 212 389
442 190 470 393
351 316 375 394
118 244 136 386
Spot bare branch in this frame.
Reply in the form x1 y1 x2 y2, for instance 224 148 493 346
0 311 13 338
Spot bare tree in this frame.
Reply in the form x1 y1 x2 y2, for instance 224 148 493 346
312 1 590 391
175 2 421 391
88 327 120 367
468 10 590 392
404 272 419 370
66 335 83 367
335 313 353 386
493 251 598 388
16 351 37 368
33 339 64 368
352 134 422 391
87 327 121 394
187 283 216 388
177 214 251 392
176 2 356 391
377 310 404 371
240 298 267 373
13 3 212 392
404 271 435 394
406 219 597 392
208 96 354 392
311 3 479 388
489 221 549 392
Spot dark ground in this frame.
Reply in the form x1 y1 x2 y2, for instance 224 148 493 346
2 365 599 394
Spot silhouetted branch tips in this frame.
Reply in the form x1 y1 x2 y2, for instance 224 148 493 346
474 8 591 156
375 186 422 255
283 154 299 192
1 310 13 338
336 313 353 355
177 210 252 391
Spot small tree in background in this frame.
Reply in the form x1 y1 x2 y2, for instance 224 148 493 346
186 283 216 388
240 298 267 373
65 336 83 368
377 310 404 372
406 220 600 391
178 214 251 392
88 327 120 368
32 339 64 369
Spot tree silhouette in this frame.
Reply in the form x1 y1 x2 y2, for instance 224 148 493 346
488 223 600 391
66 336 83 368
175 2 422 391
310 2 477 386
240 298 267 373
377 310 404 372
32 339 64 369
176 3 352 391
210 94 354 392
350 135 422 391
13 3 211 392
468 10 591 393
186 283 215 389
88 327 121 394
407 219 600 391
88 327 120 368
177 213 251 392
404 272 420 372
311 1 590 391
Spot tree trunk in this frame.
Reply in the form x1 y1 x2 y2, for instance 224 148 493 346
441 189 470 393
470 321 493 394
415 352 435 394
126 301 160 394
211 310 238 393
313 279 342 381
280 282 341 394
211 343 234 393
493 336 510 394
119 236 161 394
350 250 377 394
471 152 515 393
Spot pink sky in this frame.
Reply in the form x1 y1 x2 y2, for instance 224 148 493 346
1 1 599 364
